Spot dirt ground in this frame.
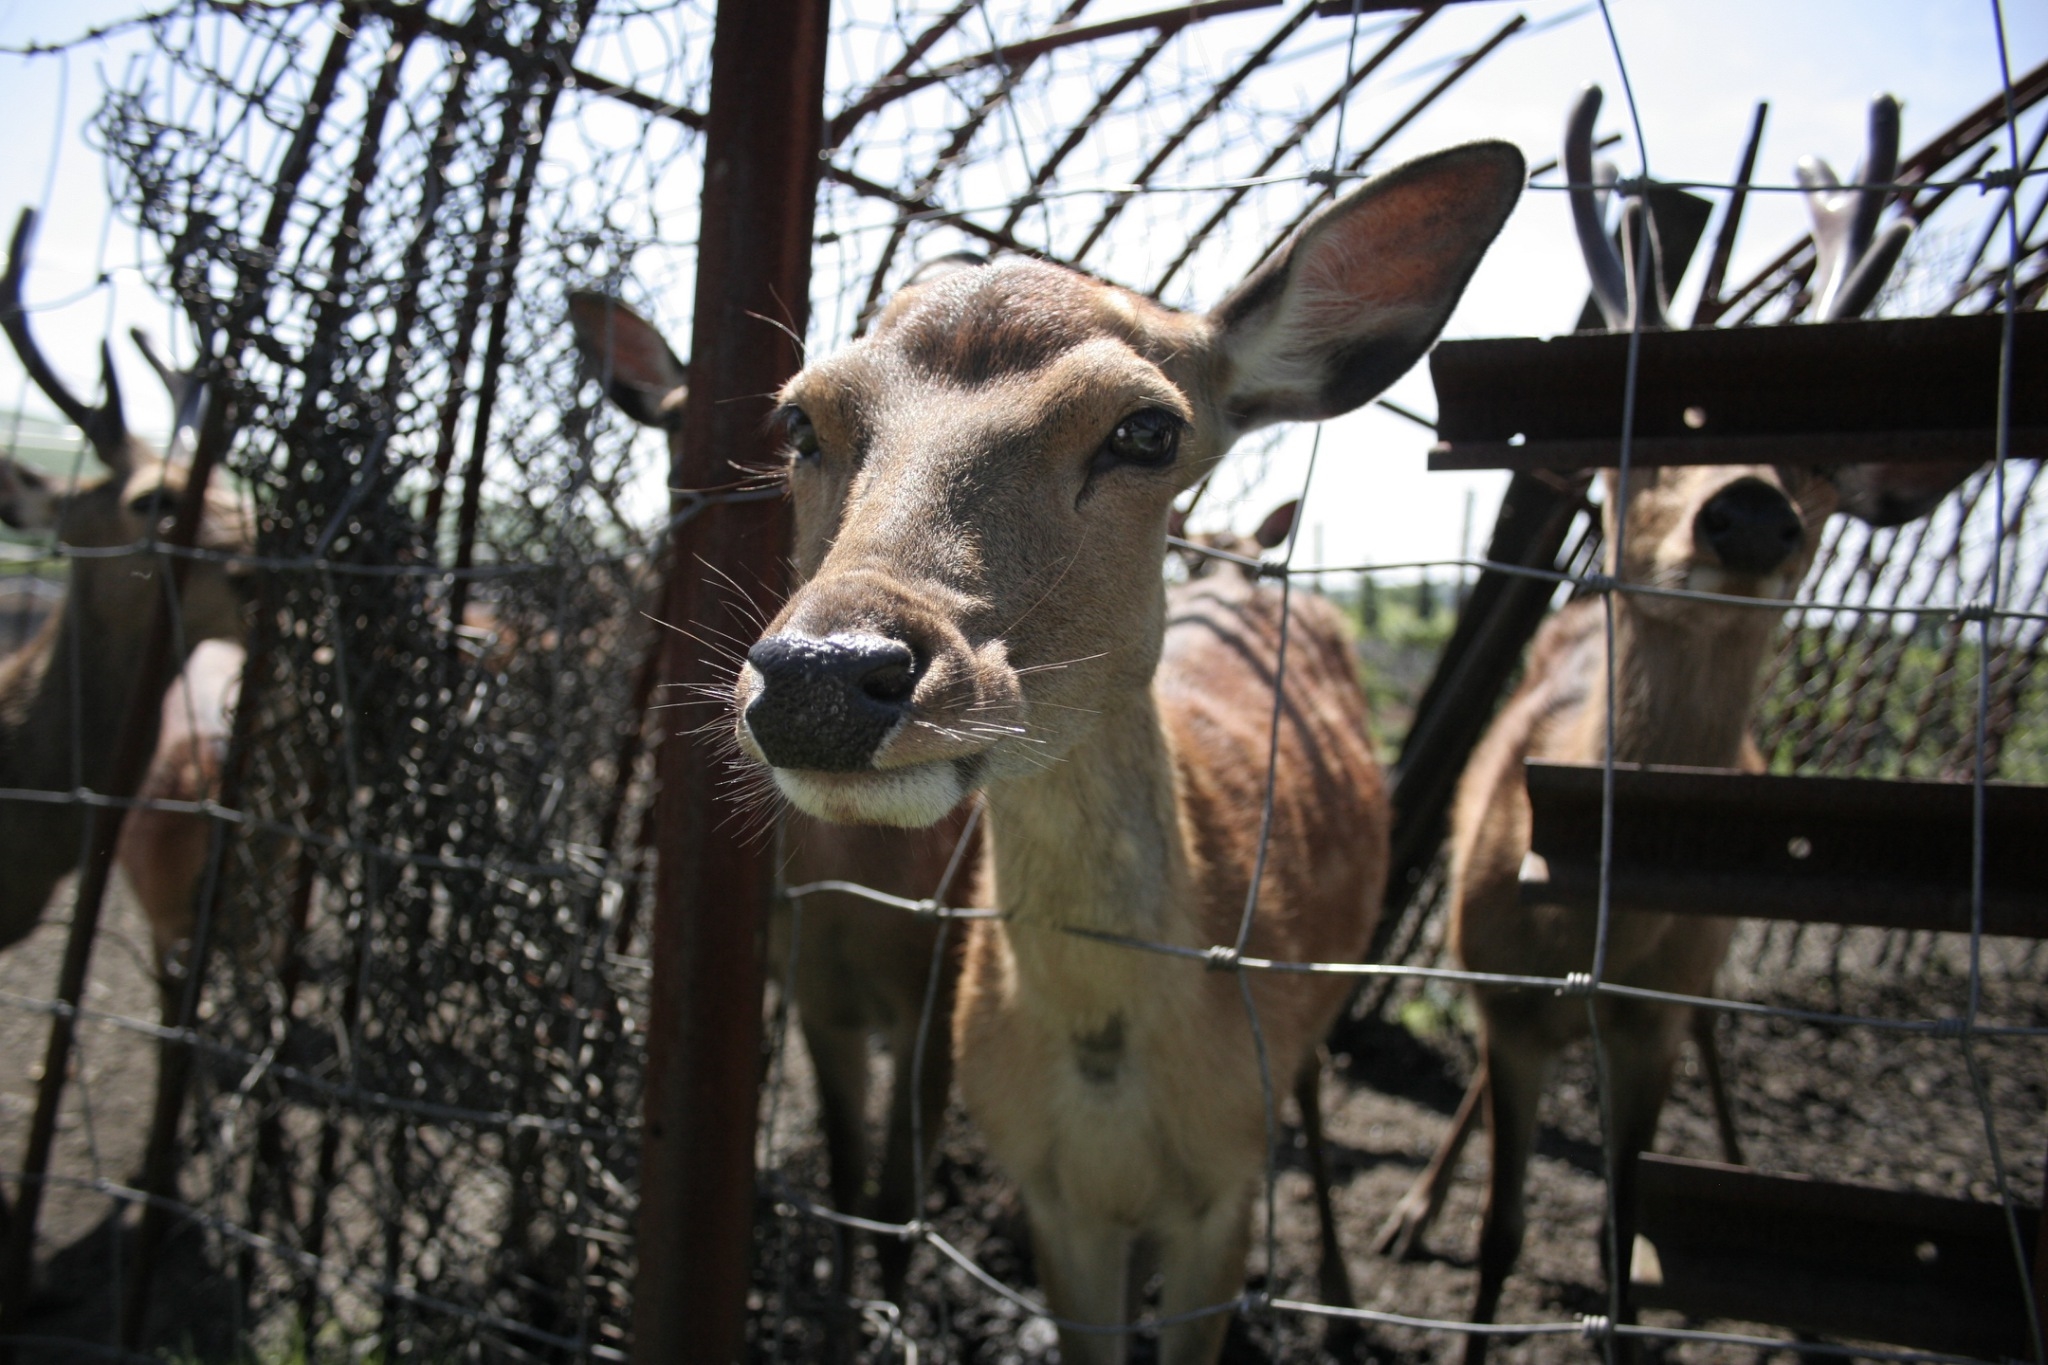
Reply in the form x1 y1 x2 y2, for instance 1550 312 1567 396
749 923 2048 1365
3 889 2042 1364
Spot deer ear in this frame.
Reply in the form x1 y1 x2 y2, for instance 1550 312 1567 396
1819 460 1978 527
0 460 58 531
568 292 689 430
1253 499 1299 550
1210 141 1524 434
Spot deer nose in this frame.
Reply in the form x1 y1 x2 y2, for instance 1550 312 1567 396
1696 478 1804 576
744 632 918 771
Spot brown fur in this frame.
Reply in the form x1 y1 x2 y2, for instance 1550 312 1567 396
1379 464 1837 1361
733 144 1524 1363
564 292 977 1312
0 402 250 954
114 638 245 963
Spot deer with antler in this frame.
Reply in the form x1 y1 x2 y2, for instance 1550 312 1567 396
0 208 252 953
564 289 983 1320
1366 87 1953 1362
728 143 1522 1363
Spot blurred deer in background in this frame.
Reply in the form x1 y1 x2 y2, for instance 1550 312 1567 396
1368 86 1953 1363
729 143 1522 1363
0 207 251 953
566 289 981 1321
1167 498 1298 580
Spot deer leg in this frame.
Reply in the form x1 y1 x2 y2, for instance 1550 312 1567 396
1463 1029 1552 1365
1689 1005 1745 1166
1598 1004 1686 1354
801 1016 872 1303
1371 1062 1487 1261
1155 1195 1252 1365
1294 1055 1355 1308
1029 1202 1133 1365
873 1011 953 1304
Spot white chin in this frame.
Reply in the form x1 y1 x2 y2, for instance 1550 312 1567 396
773 763 967 828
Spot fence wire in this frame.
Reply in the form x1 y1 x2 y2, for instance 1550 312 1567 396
0 1 2042 1363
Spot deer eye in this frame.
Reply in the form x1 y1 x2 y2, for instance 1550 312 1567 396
1100 410 1181 469
780 407 820 462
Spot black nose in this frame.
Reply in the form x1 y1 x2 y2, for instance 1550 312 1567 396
1696 478 1804 576
744 632 917 771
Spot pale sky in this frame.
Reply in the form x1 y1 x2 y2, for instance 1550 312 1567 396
0 0 2042 575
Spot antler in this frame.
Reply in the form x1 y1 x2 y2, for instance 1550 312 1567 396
1798 93 1913 321
129 327 209 464
1566 84 1667 331
2 208 132 474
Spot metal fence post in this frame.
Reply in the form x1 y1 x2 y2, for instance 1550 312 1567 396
629 1 829 1360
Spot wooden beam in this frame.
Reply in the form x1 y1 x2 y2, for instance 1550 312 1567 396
1428 312 2048 472
1520 761 2048 938
1631 1154 2040 1359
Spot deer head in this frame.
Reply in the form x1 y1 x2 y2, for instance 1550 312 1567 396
0 209 250 645
733 143 1524 827
1169 498 1298 580
1564 88 1947 573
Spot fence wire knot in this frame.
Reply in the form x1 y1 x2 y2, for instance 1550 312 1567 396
1578 1313 1614 1341
896 1218 928 1243
1204 944 1243 972
1579 571 1620 595
1955 597 1995 623
911 898 944 920
1931 1017 1971 1040
1557 971 1596 997
1255 560 1288 580
1980 165 2023 193
1304 168 1339 189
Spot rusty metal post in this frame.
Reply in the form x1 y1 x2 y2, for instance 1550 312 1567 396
629 1 828 1361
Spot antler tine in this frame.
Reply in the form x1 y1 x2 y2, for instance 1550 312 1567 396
2 209 132 473
1566 84 1630 330
1847 94 1901 264
1616 196 1670 331
130 325 209 462
1801 94 1909 322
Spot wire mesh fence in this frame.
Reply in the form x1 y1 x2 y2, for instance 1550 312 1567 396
0 1 2042 1362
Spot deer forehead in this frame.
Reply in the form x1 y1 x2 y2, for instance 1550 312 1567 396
792 341 1198 493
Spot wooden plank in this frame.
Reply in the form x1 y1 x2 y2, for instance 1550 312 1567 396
1520 761 2048 938
1631 1154 2039 1359
1427 312 2048 472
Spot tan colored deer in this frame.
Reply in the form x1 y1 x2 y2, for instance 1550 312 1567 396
1367 88 1943 1363
0 208 251 952
1168 498 1299 580
729 143 1523 1363
114 637 246 967
565 291 982 1312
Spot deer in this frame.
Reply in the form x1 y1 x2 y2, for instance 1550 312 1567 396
1168 498 1299 581
727 141 1523 1363
1366 87 1946 1363
565 289 983 1317
0 206 252 954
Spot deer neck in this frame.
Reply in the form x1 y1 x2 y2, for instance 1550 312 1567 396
982 681 1192 1015
1587 599 1777 768
0 575 169 797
